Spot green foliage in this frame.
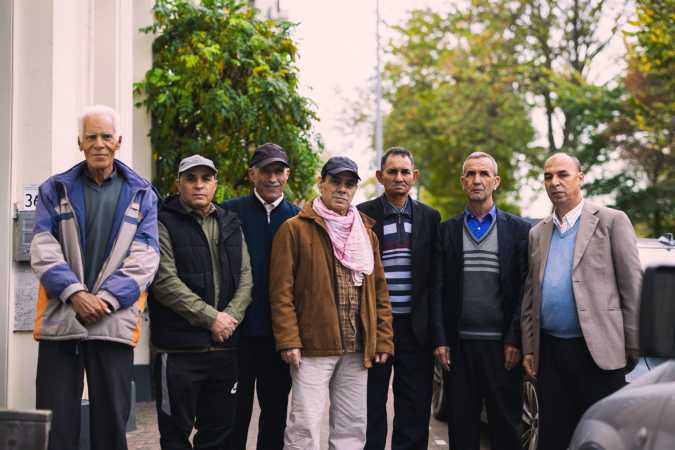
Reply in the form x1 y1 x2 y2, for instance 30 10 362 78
134 0 321 201
588 0 675 236
383 5 536 218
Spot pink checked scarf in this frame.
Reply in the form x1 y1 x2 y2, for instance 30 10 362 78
312 197 374 286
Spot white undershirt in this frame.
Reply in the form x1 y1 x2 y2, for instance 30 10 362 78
254 189 284 224
552 199 585 233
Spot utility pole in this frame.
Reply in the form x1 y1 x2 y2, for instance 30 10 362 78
374 0 383 194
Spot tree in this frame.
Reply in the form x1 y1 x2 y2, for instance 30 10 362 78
588 0 675 235
134 0 321 200
383 5 536 217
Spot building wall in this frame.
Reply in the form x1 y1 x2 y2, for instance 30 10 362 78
3 0 155 409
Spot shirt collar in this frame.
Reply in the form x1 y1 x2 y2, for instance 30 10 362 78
82 166 118 186
254 189 284 212
464 205 497 222
382 195 413 218
552 199 584 232
178 197 216 218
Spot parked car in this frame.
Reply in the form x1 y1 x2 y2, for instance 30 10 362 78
569 263 675 450
431 233 675 450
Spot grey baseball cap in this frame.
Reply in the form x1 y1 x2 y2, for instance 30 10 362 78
178 154 218 175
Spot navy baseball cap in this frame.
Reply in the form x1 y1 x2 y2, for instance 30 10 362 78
321 156 361 180
250 143 289 168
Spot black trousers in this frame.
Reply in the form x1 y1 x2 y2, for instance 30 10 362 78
538 334 626 450
365 317 433 450
445 339 522 450
154 350 238 450
36 340 133 450
231 336 291 450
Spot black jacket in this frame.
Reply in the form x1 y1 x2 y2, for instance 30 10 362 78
358 195 441 346
150 195 243 350
430 208 530 350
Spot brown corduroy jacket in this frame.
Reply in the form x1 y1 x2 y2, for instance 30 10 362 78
269 200 394 368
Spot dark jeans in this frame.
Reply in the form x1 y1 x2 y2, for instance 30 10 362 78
231 336 291 450
538 334 626 450
365 317 433 450
446 339 522 450
36 340 133 450
154 350 238 450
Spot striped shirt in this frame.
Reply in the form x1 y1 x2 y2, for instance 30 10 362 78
381 198 413 316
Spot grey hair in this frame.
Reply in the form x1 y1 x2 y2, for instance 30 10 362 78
462 152 498 176
78 105 121 139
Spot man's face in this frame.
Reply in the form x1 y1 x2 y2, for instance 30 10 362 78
248 162 290 203
544 154 584 209
460 157 501 203
79 113 120 172
177 166 218 211
318 172 359 215
376 154 418 197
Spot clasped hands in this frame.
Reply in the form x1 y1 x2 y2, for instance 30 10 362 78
210 311 238 343
70 291 112 325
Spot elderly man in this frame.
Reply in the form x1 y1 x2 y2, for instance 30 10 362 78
224 143 300 450
149 155 252 449
31 105 159 450
431 152 530 450
521 152 642 450
270 156 394 449
358 147 440 450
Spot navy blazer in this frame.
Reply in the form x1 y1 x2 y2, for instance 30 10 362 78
358 195 441 347
430 208 531 350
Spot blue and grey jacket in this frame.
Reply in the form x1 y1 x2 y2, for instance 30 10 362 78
30 159 160 346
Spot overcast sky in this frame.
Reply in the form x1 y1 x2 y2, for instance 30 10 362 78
277 0 626 216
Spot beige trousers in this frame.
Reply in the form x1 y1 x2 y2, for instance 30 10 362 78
284 353 367 450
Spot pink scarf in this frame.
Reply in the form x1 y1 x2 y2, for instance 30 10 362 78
312 197 374 286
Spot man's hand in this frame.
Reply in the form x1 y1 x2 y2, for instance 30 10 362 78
281 349 302 369
523 353 537 378
70 291 110 325
434 346 451 371
626 348 640 373
374 353 390 364
210 312 238 343
504 344 521 370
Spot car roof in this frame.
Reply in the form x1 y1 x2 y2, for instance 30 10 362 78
637 234 675 269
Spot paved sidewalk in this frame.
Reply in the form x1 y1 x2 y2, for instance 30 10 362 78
127 390 455 449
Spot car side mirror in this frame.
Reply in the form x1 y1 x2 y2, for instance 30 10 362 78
639 264 675 358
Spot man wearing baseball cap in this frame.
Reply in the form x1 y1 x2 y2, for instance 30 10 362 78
223 143 300 450
270 156 394 449
149 154 253 449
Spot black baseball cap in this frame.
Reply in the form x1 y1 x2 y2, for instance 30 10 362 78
250 143 289 168
321 156 361 180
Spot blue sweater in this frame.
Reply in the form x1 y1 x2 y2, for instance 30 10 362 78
223 194 299 336
541 220 583 338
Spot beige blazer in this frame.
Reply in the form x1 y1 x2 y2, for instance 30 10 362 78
521 201 642 370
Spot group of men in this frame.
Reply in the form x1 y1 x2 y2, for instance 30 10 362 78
31 104 642 450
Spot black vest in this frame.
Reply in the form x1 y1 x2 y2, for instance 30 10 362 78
149 195 243 350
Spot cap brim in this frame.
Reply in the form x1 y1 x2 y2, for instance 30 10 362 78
178 163 218 175
327 168 361 180
253 157 289 168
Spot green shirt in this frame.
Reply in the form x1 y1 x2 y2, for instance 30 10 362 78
82 168 123 291
153 200 253 331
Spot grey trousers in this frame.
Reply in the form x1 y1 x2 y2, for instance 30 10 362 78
284 353 367 450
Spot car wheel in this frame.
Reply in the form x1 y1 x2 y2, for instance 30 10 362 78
521 376 539 450
432 360 447 421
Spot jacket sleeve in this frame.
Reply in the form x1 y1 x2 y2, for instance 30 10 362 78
610 211 642 352
224 231 253 322
269 221 303 351
504 220 531 348
520 228 537 355
430 221 448 348
30 180 87 302
97 189 160 310
372 233 394 355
